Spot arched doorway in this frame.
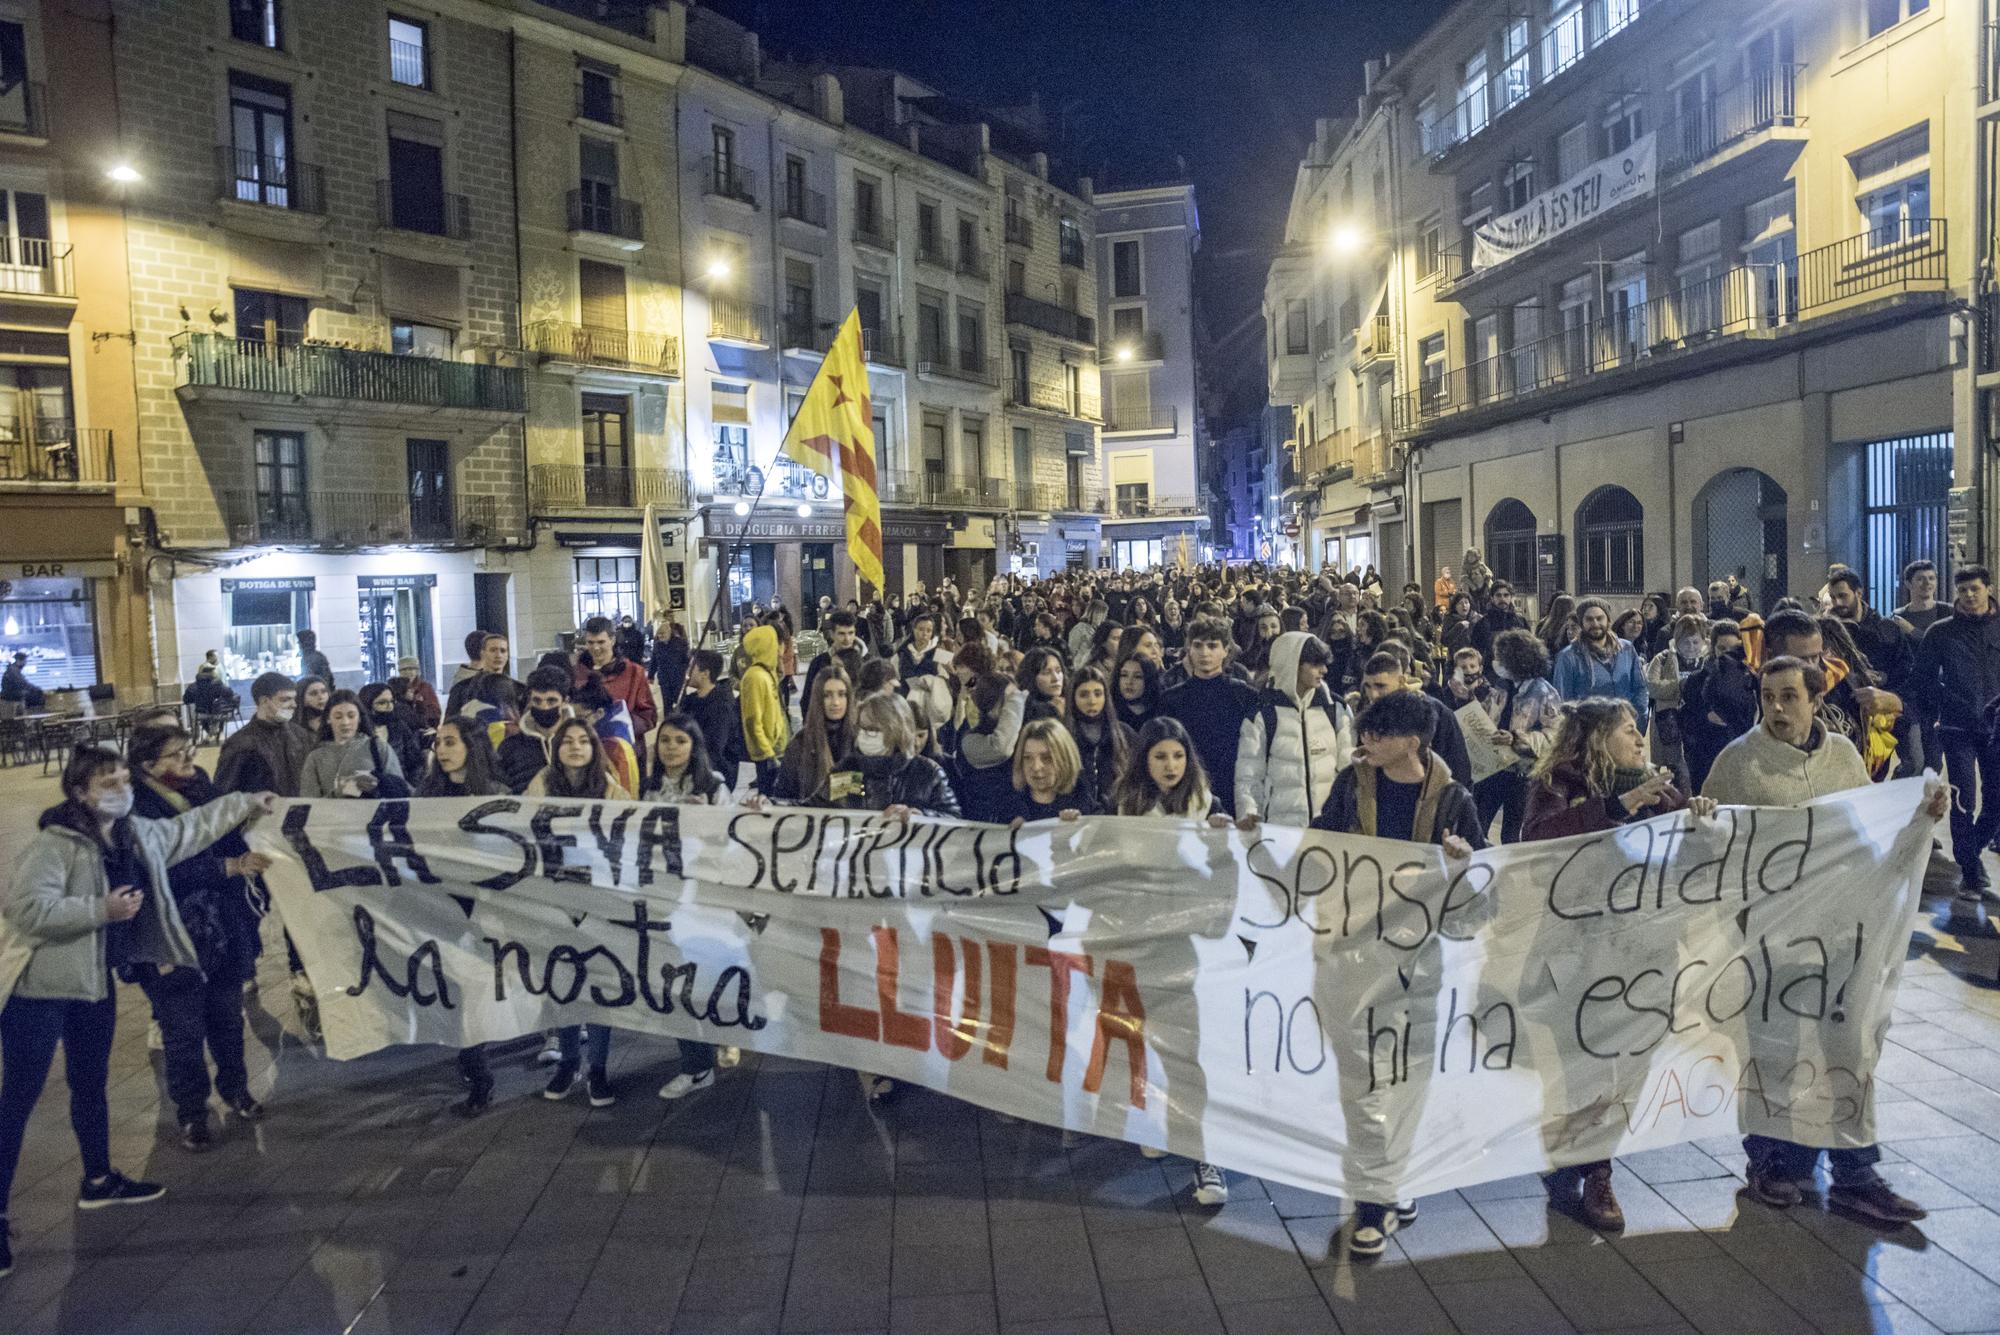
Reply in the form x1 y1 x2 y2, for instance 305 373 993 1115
1483 498 1537 591
1693 468 1788 611
1575 486 1643 595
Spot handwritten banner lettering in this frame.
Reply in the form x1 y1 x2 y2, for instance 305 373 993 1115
253 779 1932 1202
1473 133 1657 271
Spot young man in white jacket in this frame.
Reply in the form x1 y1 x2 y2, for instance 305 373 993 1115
1703 654 1946 1226
1234 631 1353 828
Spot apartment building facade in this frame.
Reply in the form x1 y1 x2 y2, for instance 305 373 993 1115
1096 182 1211 569
0 0 149 702
1392 0 1975 612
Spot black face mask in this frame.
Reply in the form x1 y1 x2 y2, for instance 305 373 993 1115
530 706 563 729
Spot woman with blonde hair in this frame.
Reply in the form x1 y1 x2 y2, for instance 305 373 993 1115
1002 719 1090 823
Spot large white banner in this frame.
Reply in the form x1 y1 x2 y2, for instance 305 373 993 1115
1473 133 1657 271
254 779 1932 1202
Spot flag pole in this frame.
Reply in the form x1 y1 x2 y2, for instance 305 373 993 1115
692 422 788 658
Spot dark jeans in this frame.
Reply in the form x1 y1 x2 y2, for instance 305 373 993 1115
1744 1134 1880 1186
556 1024 610 1077
1473 770 1528 844
458 1045 491 1089
0 994 116 1208
1941 728 2000 887
134 964 249 1123
680 1039 717 1077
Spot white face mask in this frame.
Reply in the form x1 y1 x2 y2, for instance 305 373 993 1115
1675 636 1704 659
274 705 296 723
93 789 134 821
855 729 888 758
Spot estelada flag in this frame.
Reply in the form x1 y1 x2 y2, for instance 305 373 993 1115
780 309 884 590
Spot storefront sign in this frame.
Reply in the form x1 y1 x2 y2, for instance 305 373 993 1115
10 560 117 580
709 515 947 544
357 574 438 590
1473 133 1656 270
220 577 317 593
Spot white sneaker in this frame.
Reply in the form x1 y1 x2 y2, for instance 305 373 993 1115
717 1046 742 1068
657 1070 715 1101
1192 1162 1228 1207
1138 1144 1167 1160
537 1030 562 1065
147 1021 164 1051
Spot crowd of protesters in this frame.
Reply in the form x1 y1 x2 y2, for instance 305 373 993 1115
0 545 1970 1276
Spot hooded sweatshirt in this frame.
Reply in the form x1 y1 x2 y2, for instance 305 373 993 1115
1701 722 1870 807
1234 631 1354 826
738 624 788 762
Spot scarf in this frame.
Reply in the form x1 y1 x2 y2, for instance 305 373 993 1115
1610 766 1653 798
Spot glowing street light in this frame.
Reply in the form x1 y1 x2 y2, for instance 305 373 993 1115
705 255 733 281
105 163 142 185
795 502 812 519
732 500 751 517
1325 222 1366 257
1114 343 1135 363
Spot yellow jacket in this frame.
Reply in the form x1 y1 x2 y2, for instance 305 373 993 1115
738 624 789 762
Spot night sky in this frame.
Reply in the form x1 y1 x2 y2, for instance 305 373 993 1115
706 0 1455 425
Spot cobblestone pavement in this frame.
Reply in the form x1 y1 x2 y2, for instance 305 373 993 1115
2 750 2000 1333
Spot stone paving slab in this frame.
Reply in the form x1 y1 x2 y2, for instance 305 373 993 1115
3 755 2000 1332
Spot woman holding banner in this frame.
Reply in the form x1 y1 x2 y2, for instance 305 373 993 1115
1523 699 1716 1233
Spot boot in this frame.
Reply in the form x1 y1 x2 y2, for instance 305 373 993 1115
1580 1164 1625 1231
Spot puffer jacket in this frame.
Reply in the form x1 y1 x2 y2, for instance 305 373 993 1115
1700 723 1870 806
3 792 261 1004
738 624 789 762
1234 631 1354 826
837 753 963 817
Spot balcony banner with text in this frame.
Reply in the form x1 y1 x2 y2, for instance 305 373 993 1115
1473 132 1657 271
256 777 1930 1202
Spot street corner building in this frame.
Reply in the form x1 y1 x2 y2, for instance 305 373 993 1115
0 0 1227 711
1261 0 1982 616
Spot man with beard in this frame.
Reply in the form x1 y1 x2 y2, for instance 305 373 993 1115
1703 655 1942 1226
1762 608 1895 753
1916 566 2000 895
1552 598 1649 730
1468 580 1527 665
1828 568 1916 767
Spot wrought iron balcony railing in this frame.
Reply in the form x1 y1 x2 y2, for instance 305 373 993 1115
703 156 758 208
219 488 497 546
376 180 471 239
0 423 112 485
708 297 770 345
529 463 690 513
524 320 679 376
217 147 326 214
780 185 826 227
174 333 525 412
568 188 643 241
1006 292 1095 344
0 235 72 298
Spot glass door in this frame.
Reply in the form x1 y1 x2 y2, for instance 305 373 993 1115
229 72 294 207
406 439 450 540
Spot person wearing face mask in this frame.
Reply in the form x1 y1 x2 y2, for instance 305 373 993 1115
2 747 275 1276
125 726 273 1151
1643 613 1709 790
214 671 313 798
358 681 425 778
498 666 576 794
1679 620 1759 794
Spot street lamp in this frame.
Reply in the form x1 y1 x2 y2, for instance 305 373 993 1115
105 163 142 185
794 502 812 519
1325 222 1366 257
732 500 751 517
705 254 733 282
1114 343 1135 363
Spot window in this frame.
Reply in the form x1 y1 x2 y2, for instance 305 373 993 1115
957 214 979 270
1604 254 1647 358
711 124 737 196
1012 425 1034 489
1007 258 1025 294
405 439 451 541
1010 345 1030 400
854 174 881 235
385 110 450 235
784 155 807 217
581 393 631 506
1416 94 1444 156
230 0 280 48
1671 66 1717 165
916 295 946 363
1555 121 1592 180
1603 95 1644 154
1462 181 1495 230
1501 159 1536 211
922 411 948 481
391 320 451 358
1059 216 1085 267
573 556 639 626
1062 274 1080 312
784 258 816 347
1485 499 1538 589
578 64 619 125
1419 333 1447 402
388 15 429 89
1285 300 1308 355
956 301 984 370
1852 125 1930 249
0 576 97 691
1861 432 1951 610
1456 50 1489 143
1576 485 1643 593
1111 239 1141 297
961 418 986 477
224 579 310 682
1867 0 1927 38
1111 306 1145 341
1065 362 1082 416
229 72 294 208
0 190 49 293
1743 187 1798 323
854 275 885 346
1597 0 1638 43
579 258 626 333
918 201 942 261
254 429 308 538
235 287 307 345
1543 1 1584 79
1418 218 1444 277
1501 20 1532 110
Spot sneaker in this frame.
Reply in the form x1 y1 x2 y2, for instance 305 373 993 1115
225 1093 265 1122
1395 1199 1420 1225
865 1075 896 1102
657 1070 714 1101
717 1045 742 1069
1138 1144 1167 1160
543 1066 578 1101
1349 1201 1400 1258
537 1030 562 1065
146 1021 163 1051
179 1115 211 1152
290 975 322 1044
452 1081 493 1119
77 1171 165 1211
1745 1164 1803 1208
1829 1176 1927 1225
1191 1162 1228 1207
1580 1165 1625 1232
586 1071 616 1108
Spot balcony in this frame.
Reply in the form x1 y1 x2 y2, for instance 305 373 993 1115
781 311 825 354
529 463 690 514
376 181 471 239
703 156 758 208
1060 233 1087 268
1295 428 1356 482
1657 65 1806 181
525 320 679 377
1397 223 1950 435
1007 376 1092 420
173 333 525 414
1014 479 1102 513
0 82 45 141
861 325 904 368
853 217 895 252
780 185 827 227
1356 314 1392 366
218 488 498 547
1005 291 1096 345
1111 492 1207 519
0 424 112 487
880 470 1006 509
1354 434 1398 486
1104 404 1178 436
916 347 1000 388
1104 330 1164 363
706 297 770 346
1004 215 1033 248
917 237 951 270
567 188 644 243
216 147 326 215
576 83 622 127
0 236 73 303
957 248 990 281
